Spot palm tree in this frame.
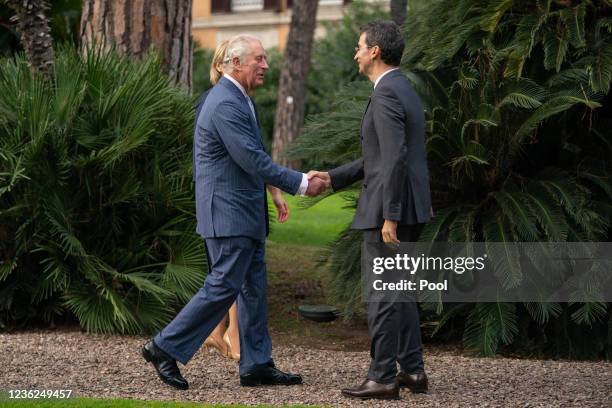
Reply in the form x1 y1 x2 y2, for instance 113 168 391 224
80 0 193 91
1 0 54 76
272 0 319 167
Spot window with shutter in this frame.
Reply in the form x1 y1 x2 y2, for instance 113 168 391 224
263 0 279 10
211 0 231 13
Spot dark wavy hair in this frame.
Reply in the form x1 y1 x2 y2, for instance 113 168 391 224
361 20 405 66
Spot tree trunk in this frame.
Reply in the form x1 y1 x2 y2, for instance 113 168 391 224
4 0 54 77
80 0 192 91
390 0 407 26
271 0 318 167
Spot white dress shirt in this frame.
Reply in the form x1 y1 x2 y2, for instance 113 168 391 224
373 67 400 89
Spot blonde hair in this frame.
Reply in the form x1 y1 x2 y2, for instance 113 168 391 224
209 40 229 85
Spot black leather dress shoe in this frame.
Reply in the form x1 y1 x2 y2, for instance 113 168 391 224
341 379 400 400
397 371 428 393
141 340 189 390
240 365 303 386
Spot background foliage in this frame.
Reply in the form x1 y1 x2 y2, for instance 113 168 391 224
291 0 612 359
0 47 205 333
0 0 82 57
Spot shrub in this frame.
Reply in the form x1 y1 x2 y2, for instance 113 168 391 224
0 46 205 334
291 0 612 359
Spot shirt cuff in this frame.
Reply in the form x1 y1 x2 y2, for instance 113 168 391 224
296 173 308 196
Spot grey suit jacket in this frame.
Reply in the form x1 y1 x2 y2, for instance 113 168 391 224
329 69 432 229
194 77 302 240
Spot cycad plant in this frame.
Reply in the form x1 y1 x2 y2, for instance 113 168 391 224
0 46 205 333
291 0 612 358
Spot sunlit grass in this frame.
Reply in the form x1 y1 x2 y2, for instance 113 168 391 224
267 193 353 246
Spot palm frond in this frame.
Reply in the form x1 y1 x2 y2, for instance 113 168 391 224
464 302 518 356
524 302 562 324
542 26 569 72
498 78 547 109
515 90 602 138
504 6 550 77
491 191 539 241
479 0 515 33
559 3 587 49
483 213 522 289
523 182 568 241
587 40 612 93
63 285 119 333
0 259 17 282
570 302 608 326
419 207 458 242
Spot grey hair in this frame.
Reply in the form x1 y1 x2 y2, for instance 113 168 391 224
222 34 260 74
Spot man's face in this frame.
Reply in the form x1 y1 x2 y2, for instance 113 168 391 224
234 40 269 93
354 32 374 76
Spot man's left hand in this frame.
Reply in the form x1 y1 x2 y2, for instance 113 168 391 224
268 186 289 223
272 194 289 223
382 220 399 244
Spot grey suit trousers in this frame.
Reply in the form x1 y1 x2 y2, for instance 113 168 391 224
363 225 425 383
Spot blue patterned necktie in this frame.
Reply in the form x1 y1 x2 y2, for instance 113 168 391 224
246 96 256 121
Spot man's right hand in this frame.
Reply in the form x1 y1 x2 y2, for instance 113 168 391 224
306 171 331 189
305 176 327 197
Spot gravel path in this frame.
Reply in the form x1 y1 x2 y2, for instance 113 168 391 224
1 330 610 407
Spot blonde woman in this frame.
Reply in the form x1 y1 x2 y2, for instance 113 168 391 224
195 41 290 361
195 40 229 120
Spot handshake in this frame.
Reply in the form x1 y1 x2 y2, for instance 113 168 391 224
304 171 330 197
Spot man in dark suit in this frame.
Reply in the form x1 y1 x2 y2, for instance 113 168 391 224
142 34 326 390
308 21 432 400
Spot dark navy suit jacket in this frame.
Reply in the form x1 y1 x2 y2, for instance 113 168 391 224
194 77 302 240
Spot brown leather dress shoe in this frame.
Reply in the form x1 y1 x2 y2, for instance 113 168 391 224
397 371 428 393
341 379 400 400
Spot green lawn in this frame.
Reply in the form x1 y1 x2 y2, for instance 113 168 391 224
267 193 353 246
0 397 315 408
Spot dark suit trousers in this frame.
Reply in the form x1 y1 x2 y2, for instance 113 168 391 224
363 225 425 383
154 236 273 375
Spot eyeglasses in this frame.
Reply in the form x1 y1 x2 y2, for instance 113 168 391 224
354 45 374 53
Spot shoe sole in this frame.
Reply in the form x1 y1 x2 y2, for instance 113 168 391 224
341 393 400 401
399 384 428 393
141 346 189 391
240 379 303 387
141 346 153 363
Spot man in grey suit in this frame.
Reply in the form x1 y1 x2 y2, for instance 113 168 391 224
309 21 432 400
142 34 326 390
